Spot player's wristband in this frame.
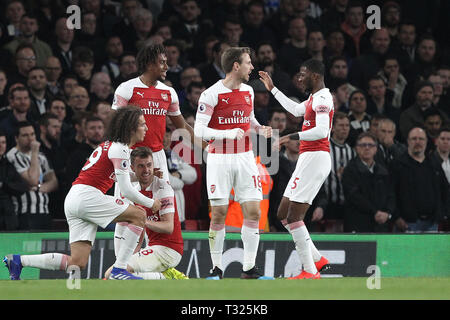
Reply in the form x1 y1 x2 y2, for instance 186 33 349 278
270 87 279 96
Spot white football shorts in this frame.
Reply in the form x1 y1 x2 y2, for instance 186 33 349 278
283 151 331 204
206 151 262 204
65 184 130 244
127 245 182 273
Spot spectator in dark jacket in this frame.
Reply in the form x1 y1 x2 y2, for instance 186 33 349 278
429 127 450 230
342 132 395 232
391 127 448 232
0 130 28 230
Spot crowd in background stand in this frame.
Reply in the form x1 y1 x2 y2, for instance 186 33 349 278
0 0 449 233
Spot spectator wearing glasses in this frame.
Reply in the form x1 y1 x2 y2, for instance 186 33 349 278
342 132 395 232
9 44 37 85
65 85 90 124
44 56 63 96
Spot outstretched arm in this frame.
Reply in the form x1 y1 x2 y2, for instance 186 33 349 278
259 71 306 117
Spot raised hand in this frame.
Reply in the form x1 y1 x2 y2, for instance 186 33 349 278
258 71 275 91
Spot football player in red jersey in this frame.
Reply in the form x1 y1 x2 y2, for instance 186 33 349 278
259 59 333 279
104 147 188 279
112 44 203 261
112 44 200 181
4 106 161 280
194 47 273 280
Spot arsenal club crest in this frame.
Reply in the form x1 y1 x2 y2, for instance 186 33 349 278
116 199 124 205
161 93 168 101
244 95 250 104
210 184 216 193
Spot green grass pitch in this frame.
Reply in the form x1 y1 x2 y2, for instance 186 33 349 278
1 277 449 300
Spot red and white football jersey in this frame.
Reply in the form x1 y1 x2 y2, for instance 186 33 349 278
300 88 334 154
112 77 181 152
73 141 130 194
138 177 183 255
196 80 256 154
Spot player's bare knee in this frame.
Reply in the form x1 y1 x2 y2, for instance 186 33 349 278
211 208 227 223
68 260 88 270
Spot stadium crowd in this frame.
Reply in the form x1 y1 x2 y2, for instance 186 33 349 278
0 0 449 233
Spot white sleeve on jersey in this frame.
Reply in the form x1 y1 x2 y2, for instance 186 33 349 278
167 86 181 116
271 87 306 117
155 178 175 215
248 87 262 131
194 89 240 140
249 110 262 131
108 143 155 208
111 82 132 110
298 94 333 141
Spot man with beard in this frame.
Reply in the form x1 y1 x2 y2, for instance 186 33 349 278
64 115 105 190
27 67 54 120
259 59 333 279
38 113 66 218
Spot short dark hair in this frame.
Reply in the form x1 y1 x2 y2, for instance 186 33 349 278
14 121 34 137
329 55 347 67
130 146 153 165
28 66 46 77
345 0 363 14
50 95 66 105
73 46 94 65
423 107 443 121
356 132 377 145
221 47 252 74
349 89 367 102
85 115 104 126
333 111 349 125
367 75 386 90
438 126 450 136
106 105 143 145
38 113 60 127
136 43 166 73
9 86 29 100
301 59 325 76
119 52 135 65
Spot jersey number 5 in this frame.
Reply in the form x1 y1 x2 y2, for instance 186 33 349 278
291 177 300 189
82 146 102 171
